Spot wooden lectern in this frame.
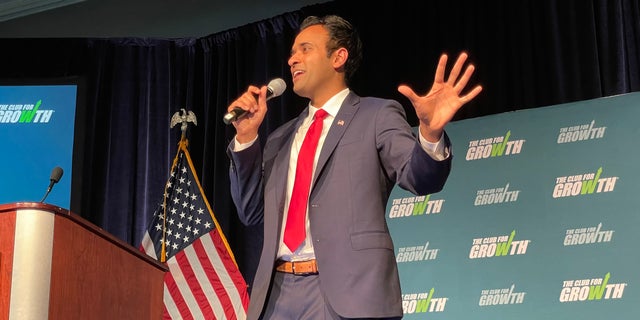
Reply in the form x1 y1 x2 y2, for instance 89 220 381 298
0 202 168 320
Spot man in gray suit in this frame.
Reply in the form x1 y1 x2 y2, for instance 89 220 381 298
227 14 482 319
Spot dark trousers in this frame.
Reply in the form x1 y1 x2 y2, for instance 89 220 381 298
260 271 402 320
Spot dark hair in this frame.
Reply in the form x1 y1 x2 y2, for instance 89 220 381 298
299 15 363 84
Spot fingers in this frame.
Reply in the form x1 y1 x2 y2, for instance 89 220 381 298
447 52 480 99
397 84 419 103
460 85 483 104
228 85 263 114
453 64 475 93
400 51 481 110
433 54 448 84
446 52 467 86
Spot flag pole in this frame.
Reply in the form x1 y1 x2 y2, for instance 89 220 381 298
159 108 198 262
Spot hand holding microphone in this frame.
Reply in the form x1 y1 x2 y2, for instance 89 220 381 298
223 78 286 125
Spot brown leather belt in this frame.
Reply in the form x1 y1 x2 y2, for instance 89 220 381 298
275 259 319 275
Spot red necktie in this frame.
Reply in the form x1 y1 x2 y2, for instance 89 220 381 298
283 109 328 251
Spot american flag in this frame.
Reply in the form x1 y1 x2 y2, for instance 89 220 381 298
140 139 249 319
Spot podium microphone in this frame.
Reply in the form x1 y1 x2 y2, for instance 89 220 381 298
40 166 64 203
223 78 287 124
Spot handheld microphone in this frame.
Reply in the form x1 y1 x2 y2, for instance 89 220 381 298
223 78 287 124
40 166 64 203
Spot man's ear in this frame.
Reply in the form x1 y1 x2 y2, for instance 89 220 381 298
333 47 348 69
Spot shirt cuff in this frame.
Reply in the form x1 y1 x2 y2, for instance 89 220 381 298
233 135 258 152
418 131 449 161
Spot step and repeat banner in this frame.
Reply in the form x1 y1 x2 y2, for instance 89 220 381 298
386 92 640 319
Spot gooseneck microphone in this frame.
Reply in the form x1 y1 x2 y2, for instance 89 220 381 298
40 166 64 203
223 78 287 124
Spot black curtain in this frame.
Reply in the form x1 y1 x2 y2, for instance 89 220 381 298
0 0 638 286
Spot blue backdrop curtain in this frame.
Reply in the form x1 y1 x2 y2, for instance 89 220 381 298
0 0 638 287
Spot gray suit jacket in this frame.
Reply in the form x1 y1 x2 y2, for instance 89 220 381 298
228 92 452 319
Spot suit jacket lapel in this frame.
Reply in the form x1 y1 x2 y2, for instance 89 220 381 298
314 93 360 183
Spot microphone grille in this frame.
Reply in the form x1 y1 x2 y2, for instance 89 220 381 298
267 78 287 97
50 166 64 182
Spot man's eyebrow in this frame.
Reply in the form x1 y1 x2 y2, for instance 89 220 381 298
290 42 312 54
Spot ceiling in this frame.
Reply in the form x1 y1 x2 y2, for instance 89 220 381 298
0 0 84 22
0 0 326 38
